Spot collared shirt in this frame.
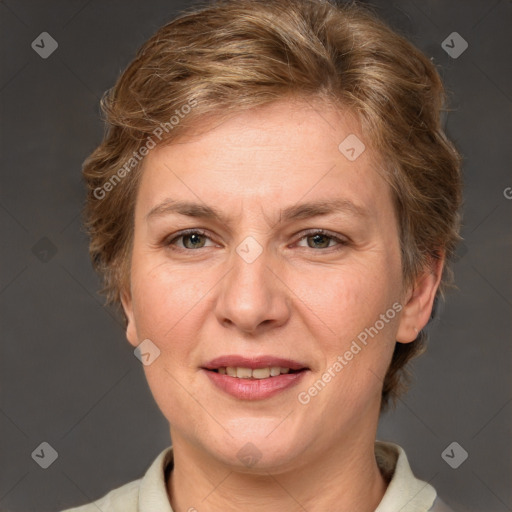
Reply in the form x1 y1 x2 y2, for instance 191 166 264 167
61 440 454 511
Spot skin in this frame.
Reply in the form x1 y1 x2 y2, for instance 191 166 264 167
121 98 443 512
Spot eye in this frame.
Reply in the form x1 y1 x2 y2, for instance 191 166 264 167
165 228 348 252
166 229 216 250
295 229 348 250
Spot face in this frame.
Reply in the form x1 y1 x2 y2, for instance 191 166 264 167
121 98 440 472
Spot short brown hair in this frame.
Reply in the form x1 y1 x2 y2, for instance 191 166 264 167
82 0 463 411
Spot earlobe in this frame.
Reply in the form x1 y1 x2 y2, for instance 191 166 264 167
396 301 421 344
120 287 139 348
396 254 444 343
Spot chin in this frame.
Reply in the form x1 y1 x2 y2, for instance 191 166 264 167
204 423 309 473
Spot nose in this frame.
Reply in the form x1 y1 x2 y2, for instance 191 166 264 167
214 240 291 335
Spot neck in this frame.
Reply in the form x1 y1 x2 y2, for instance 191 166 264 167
167 430 388 512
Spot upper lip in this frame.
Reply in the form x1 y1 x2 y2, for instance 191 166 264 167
202 355 308 371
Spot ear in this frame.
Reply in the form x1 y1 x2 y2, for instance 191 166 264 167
120 286 139 348
396 252 445 343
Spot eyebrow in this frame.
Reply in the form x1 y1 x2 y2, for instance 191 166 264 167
145 198 370 226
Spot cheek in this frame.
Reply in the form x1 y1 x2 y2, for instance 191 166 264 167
131 255 209 338
295 260 398 336
296 261 400 390
130 259 208 424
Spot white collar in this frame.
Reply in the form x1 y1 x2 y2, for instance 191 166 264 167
374 440 437 511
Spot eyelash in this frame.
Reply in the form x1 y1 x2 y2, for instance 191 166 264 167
165 228 349 252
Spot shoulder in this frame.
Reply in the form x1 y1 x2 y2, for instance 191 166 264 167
60 446 174 512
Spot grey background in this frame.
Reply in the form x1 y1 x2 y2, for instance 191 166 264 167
0 0 510 511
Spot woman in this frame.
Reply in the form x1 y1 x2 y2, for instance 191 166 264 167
63 0 462 510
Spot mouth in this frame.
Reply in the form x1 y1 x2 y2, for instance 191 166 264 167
207 366 303 378
201 356 309 400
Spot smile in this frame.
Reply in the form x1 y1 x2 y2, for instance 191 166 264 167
202 357 309 400
212 366 296 378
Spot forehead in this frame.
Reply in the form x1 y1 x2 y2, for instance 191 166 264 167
136 99 394 224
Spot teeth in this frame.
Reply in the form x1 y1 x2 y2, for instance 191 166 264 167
219 367 294 378
252 368 270 379
236 367 252 379
270 366 281 376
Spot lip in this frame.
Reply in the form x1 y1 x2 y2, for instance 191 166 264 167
203 368 308 400
201 355 310 401
203 355 307 371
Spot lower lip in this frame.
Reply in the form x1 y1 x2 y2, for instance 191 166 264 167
203 369 308 400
